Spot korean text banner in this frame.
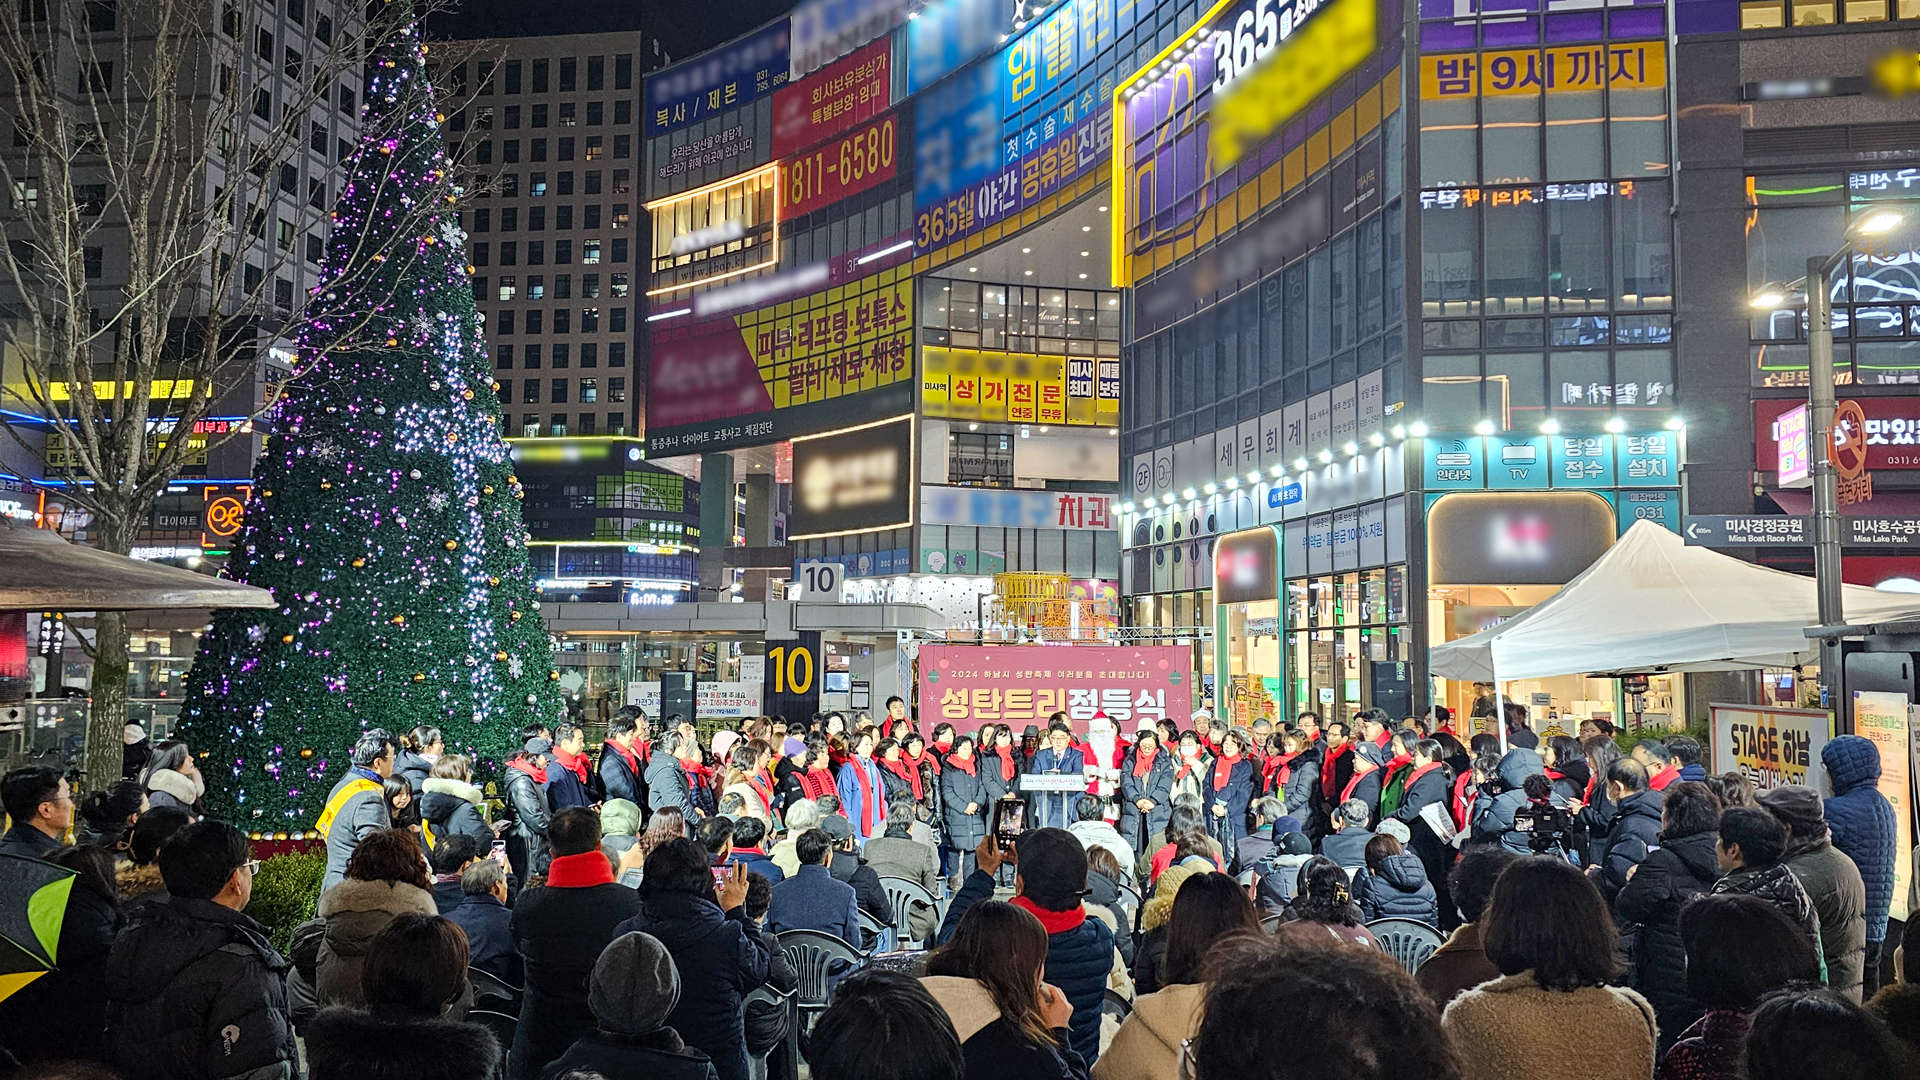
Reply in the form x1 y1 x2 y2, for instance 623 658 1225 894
774 38 894 157
921 485 1118 531
645 267 915 455
1755 397 1920 473
921 347 1119 426
791 416 914 538
1709 703 1831 793
789 0 904 80
907 0 1019 95
786 113 900 218
1419 41 1667 100
646 20 792 138
918 645 1193 732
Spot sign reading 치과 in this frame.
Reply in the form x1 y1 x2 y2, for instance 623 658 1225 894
918 645 1192 733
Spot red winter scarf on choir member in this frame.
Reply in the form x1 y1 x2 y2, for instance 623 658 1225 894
850 757 884 834
1266 751 1300 789
606 740 642 778
1340 767 1374 803
880 756 923 800
904 748 940 776
989 746 1016 782
546 850 614 887
1403 761 1445 791
507 757 548 785
1212 753 1242 791
947 753 977 777
1174 748 1203 782
1010 894 1087 933
800 768 837 800
748 772 778 810
553 747 591 783
1320 742 1353 799
1132 743 1160 777
685 761 713 792
1384 753 1414 788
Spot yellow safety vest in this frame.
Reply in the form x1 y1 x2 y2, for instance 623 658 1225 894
314 776 383 836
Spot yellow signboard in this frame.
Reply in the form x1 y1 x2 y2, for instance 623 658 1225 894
920 347 1120 427
47 379 198 401
1420 41 1666 100
734 268 914 410
1211 0 1377 170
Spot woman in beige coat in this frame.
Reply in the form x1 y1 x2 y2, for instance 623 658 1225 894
1442 857 1657 1080
314 828 440 1008
1095 873 1261 1080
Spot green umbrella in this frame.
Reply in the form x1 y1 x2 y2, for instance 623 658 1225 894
0 853 76 1004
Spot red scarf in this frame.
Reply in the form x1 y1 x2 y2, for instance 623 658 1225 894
1383 753 1414 787
1131 743 1160 778
1584 772 1599 803
1320 742 1353 799
606 739 642 778
904 747 940 776
1266 750 1299 788
1340 766 1374 803
748 773 777 810
1403 761 1445 793
1174 747 1204 782
507 757 548 785
989 746 1015 782
1373 730 1393 749
934 735 954 753
947 752 977 777
880 755 923 800
1010 894 1087 933
546 850 614 888
800 768 837 800
685 761 713 791
1212 753 1242 791
847 757 884 835
1452 770 1476 828
553 747 590 783
1650 765 1681 791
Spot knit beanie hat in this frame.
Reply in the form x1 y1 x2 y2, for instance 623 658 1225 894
1141 863 1202 932
590 932 682 1035
1756 784 1828 843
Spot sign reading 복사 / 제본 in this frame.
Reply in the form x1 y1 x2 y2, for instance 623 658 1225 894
918 645 1193 733
646 19 792 137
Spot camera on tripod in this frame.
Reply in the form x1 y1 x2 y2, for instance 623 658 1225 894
1510 774 1571 855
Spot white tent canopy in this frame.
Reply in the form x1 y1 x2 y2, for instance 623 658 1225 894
1430 519 1920 683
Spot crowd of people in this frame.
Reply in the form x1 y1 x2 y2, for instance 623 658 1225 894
2 700 1919 1080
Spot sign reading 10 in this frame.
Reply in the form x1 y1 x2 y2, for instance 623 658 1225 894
1211 0 1324 94
788 117 897 207
767 644 816 694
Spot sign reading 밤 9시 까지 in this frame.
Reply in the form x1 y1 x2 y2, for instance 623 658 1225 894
918 645 1192 733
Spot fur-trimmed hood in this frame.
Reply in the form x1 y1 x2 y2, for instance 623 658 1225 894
421 776 485 805
304 1006 500 1080
920 975 1003 1042
145 767 203 805
318 877 438 920
115 861 169 905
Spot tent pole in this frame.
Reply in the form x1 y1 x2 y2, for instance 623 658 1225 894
1492 659 1510 755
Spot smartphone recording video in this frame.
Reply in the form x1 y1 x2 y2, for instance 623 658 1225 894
991 798 1026 846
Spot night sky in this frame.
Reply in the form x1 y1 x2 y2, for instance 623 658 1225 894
430 0 801 62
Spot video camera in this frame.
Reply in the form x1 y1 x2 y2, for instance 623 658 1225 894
1510 774 1571 856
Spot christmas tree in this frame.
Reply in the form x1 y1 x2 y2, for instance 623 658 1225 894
177 13 559 829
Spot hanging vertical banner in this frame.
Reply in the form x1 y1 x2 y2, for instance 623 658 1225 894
1855 691 1912 921
764 632 824 721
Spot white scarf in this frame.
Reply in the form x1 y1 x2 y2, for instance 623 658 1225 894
147 767 204 805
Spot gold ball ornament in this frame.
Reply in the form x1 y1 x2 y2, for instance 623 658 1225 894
462 389 474 400
280 633 294 644
299 748 314 759
482 485 494 495
391 614 406 625
510 611 522 622
549 670 560 681
412 672 426 682
495 650 509 661
319 480 332 490
444 540 459 551
351 557 366 568
488 576 500 587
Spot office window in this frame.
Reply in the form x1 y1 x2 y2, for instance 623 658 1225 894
588 55 605 90
554 275 572 299
523 379 540 403
275 279 293 309
84 246 103 278
559 57 576 91
587 101 604 125
85 0 113 30
614 100 631 124
338 85 354 115
556 205 573 229
609 342 626 367
532 59 549 92
316 13 332 41
607 412 625 434
585 135 603 160
284 47 302 81
552 343 569 367
610 307 627 332
476 141 494 165
530 173 548 196
612 169 630 193
495 310 514 333
529 206 545 230
585 170 602 194
499 173 519 198
500 207 518 231
522 414 539 436
613 134 630 158
611 238 627 262
578 413 596 435
523 342 540 367
556 239 573 264
504 105 521 129
527 275 545 299
497 344 513 369
498 381 512 404
612 204 630 229
525 138 541 162
244 263 264 291
253 89 272 119
550 414 568 436
558 171 576 195
499 275 516 301
306 233 324 264
582 273 600 298
560 102 577 127
583 240 601 263
256 28 273 60
552 379 569 403
277 218 294 250
615 54 633 90
580 378 598 403
580 343 597 367
279 163 298 194
584 204 601 229
473 276 488 301
559 137 575 161
472 208 490 232
610 377 626 401
610 273 629 297
478 62 496 94
472 243 490 266
308 178 326 210
505 60 522 94
527 240 544 265
581 307 599 332
526 309 543 334
532 103 548 128
500 241 518 265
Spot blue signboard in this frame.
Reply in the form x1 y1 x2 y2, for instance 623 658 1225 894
1550 434 1615 488
1267 481 1304 508
645 20 792 137
907 0 1020 95
1422 435 1485 489
1615 490 1680 535
913 60 1003 211
1615 432 1679 487
1484 434 1553 490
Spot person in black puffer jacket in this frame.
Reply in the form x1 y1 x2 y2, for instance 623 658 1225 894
305 913 501 1080
612 838 770 1080
0 844 123 1066
104 821 299 1080
1355 834 1439 925
1613 780 1723 1051
419 754 495 853
1595 758 1665 902
504 743 553 882
540 930 722 1080
936 830 1116 1067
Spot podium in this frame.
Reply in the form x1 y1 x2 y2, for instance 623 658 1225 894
1019 773 1087 793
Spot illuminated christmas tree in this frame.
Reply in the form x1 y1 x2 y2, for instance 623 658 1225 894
177 14 559 828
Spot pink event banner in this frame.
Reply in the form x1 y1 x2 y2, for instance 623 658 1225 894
918 645 1193 734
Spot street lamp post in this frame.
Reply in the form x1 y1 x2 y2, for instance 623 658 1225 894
1755 209 1904 719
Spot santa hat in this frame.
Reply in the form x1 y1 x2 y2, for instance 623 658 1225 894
1089 710 1113 731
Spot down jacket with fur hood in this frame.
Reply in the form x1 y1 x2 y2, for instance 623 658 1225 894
314 878 440 1009
306 1007 499 1080
1090 982 1203 1080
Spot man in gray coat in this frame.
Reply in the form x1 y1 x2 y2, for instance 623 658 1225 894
1759 784 1868 1000
646 729 700 820
318 730 394 892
